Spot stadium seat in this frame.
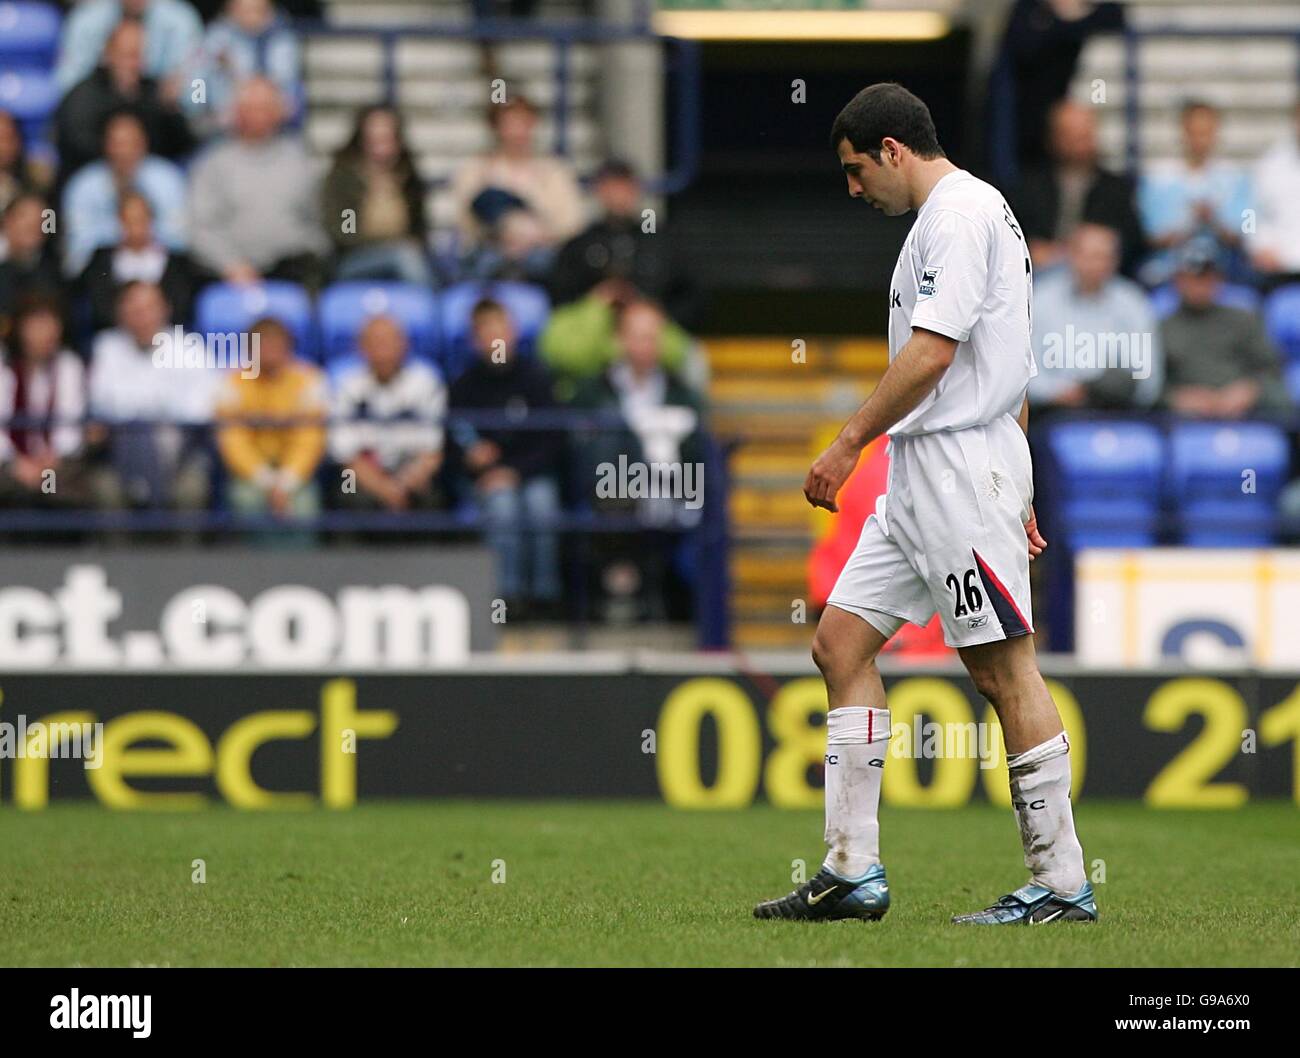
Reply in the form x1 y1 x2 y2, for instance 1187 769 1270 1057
1169 422 1288 546
1045 421 1168 550
1263 283 1300 362
1168 421 1289 503
1148 281 1261 320
0 2 60 70
1286 361 1300 404
0 68 59 145
1046 420 1166 499
195 281 316 360
1179 499 1280 547
1058 499 1161 550
437 280 550 382
318 282 439 363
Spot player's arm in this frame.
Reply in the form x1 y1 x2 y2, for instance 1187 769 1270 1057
803 326 956 512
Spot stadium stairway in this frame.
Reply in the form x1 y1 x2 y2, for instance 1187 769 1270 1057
1070 0 1300 170
707 337 889 649
305 0 604 233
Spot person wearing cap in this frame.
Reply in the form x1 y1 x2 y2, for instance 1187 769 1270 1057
1159 240 1289 418
548 160 700 329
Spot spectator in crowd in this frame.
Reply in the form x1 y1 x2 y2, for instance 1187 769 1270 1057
79 191 195 332
0 296 90 509
539 277 693 400
320 105 432 285
449 298 564 614
88 280 218 508
571 299 705 481
190 77 327 289
55 0 203 95
570 298 705 622
0 194 61 327
1247 100 1300 288
458 189 556 283
55 19 195 179
1159 242 1289 418
215 315 327 521
548 159 700 329
1139 100 1251 286
0 110 53 215
62 110 188 277
1012 99 1144 277
1029 223 1161 412
329 315 445 513
987 0 1125 185
185 0 302 137
449 95 584 253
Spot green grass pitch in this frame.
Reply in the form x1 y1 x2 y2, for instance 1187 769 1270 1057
2 801 1298 967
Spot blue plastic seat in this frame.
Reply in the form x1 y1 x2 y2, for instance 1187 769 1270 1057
1059 499 1160 550
1149 281 1261 320
194 281 315 360
1046 420 1166 500
437 280 550 382
0 68 58 145
1264 283 1300 363
0 3 60 69
1179 498 1279 547
318 282 438 363
1168 421 1289 504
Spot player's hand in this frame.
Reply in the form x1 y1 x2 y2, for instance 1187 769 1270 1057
803 437 859 513
1025 505 1047 561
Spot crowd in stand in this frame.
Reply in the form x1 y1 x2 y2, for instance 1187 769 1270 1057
1015 96 1300 422
0 0 704 620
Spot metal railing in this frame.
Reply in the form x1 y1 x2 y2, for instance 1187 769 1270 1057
1120 24 1300 173
0 408 732 646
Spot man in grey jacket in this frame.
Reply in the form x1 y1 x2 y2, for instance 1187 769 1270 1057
189 77 328 290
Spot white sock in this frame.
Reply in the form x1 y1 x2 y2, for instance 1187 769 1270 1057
821 706 890 880
1007 732 1085 895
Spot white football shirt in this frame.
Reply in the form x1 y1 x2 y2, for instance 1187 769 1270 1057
886 169 1036 436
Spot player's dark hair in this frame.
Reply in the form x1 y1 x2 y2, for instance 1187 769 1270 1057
829 83 945 161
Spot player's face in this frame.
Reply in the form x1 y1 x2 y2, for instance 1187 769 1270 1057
837 139 907 216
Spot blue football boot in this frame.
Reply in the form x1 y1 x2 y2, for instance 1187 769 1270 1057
753 863 890 922
952 879 1098 925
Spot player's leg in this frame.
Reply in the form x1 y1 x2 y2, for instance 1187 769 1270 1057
754 604 897 921
900 419 1095 923
960 634 1084 885
951 612 1096 924
814 604 894 880
754 515 930 922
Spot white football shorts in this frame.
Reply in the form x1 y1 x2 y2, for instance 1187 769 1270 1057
827 412 1035 649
